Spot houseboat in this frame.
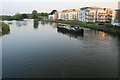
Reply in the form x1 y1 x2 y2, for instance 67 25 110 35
57 24 84 33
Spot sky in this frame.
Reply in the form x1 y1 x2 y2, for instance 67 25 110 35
0 0 120 15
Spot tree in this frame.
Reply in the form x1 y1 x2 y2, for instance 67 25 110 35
32 10 38 19
14 13 23 20
50 10 57 15
0 22 10 35
38 12 49 17
22 14 28 18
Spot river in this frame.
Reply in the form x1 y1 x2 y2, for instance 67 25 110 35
1 20 118 78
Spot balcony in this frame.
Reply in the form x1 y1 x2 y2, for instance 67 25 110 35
98 18 106 20
86 17 95 20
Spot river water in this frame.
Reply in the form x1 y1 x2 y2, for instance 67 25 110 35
1 20 118 78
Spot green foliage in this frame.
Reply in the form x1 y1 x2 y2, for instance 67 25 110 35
0 22 10 32
14 13 24 20
104 24 113 27
1 15 14 20
32 10 38 19
1 13 24 21
38 12 49 17
87 22 94 24
1 11 49 21
33 21 39 29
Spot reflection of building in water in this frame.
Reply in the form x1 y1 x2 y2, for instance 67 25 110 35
47 22 54 26
99 32 108 38
57 28 84 40
84 28 108 38
41 21 49 25
52 23 58 28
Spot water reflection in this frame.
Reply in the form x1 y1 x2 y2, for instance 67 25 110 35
16 21 27 27
2 20 118 78
8 22 13 25
53 23 58 28
57 28 84 39
0 32 10 37
84 28 108 38
48 22 54 26
41 21 49 26
33 21 39 29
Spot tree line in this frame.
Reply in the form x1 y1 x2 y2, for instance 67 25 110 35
1 10 49 20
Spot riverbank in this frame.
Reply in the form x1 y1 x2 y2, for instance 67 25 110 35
43 20 120 35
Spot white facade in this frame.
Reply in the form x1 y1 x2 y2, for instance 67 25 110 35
79 9 97 22
111 20 120 26
61 12 65 20
111 9 120 26
48 15 57 20
79 10 88 22
57 11 62 20
78 7 113 22
61 9 79 20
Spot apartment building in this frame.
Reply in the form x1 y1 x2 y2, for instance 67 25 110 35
78 7 113 23
57 11 62 20
61 9 79 20
111 9 120 26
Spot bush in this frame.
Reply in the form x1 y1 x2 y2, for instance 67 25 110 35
0 22 10 32
87 22 94 24
104 24 113 27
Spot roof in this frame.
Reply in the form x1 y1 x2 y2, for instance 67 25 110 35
80 7 111 10
62 9 79 12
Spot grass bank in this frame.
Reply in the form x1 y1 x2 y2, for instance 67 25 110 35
43 20 120 35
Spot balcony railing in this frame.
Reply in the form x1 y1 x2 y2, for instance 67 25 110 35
86 14 95 16
86 18 95 20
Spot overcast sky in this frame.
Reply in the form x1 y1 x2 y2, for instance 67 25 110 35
0 0 119 15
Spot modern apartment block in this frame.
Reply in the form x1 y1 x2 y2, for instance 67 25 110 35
61 9 79 20
78 7 113 23
111 9 120 26
57 11 62 20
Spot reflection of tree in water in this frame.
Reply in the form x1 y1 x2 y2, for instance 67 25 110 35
41 21 49 25
16 21 28 27
0 31 10 37
57 29 84 40
41 21 45 25
8 22 13 25
44 21 49 24
52 23 58 28
49 22 54 26
33 21 39 29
